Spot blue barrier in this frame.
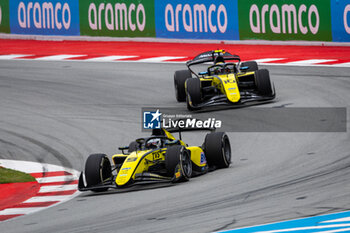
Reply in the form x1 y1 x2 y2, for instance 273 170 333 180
9 0 80 35
155 0 239 40
331 0 350 42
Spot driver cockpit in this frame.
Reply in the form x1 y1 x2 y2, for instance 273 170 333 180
145 138 162 149
206 55 237 75
208 63 237 75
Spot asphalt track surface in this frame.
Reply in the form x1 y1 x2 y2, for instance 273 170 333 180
0 60 349 233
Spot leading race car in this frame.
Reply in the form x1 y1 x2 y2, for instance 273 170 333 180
78 127 231 192
174 50 276 110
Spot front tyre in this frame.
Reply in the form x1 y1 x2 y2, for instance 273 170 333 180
204 132 231 169
174 70 192 102
255 69 273 96
165 145 192 182
84 153 112 192
186 78 201 111
241 61 258 71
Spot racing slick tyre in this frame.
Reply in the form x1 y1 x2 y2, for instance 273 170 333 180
174 70 192 102
255 69 273 96
84 153 112 192
165 145 192 182
241 61 258 71
128 141 138 153
186 78 201 111
204 132 231 169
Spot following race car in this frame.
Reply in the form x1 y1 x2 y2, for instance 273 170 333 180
78 127 231 192
174 50 276 110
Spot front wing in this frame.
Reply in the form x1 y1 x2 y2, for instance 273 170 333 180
78 171 175 191
188 86 276 110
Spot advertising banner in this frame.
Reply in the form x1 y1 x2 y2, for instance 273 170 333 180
79 0 155 37
141 107 346 132
238 0 332 41
331 0 350 42
0 0 10 33
155 0 239 40
9 0 80 35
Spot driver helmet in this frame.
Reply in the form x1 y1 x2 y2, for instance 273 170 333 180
214 56 225 64
225 65 233 73
146 138 161 149
213 63 224 74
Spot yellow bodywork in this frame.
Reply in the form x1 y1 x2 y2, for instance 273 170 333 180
187 147 206 167
113 149 166 186
202 73 240 103
201 71 256 103
111 129 206 186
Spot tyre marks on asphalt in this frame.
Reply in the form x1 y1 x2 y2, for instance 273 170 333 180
0 159 80 222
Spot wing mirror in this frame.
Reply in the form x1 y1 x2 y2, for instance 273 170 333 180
165 140 180 146
199 71 208 75
136 138 145 144
118 146 129 154
240 66 249 71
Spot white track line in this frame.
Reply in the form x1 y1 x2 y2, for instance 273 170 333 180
86 55 137 61
36 175 77 183
0 159 78 175
336 62 350 67
35 55 85 60
0 159 80 221
252 223 350 233
39 184 77 192
24 195 76 203
0 54 348 67
313 227 350 233
286 59 336 65
138 56 186 62
254 58 285 63
0 207 45 215
322 217 350 223
0 54 32 59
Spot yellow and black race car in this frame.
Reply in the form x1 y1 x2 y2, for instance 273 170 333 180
174 50 276 110
78 128 231 192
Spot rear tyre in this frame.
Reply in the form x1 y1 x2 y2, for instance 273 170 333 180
85 153 112 192
165 145 192 182
174 70 192 102
186 78 201 111
255 69 273 96
241 61 258 71
204 132 231 169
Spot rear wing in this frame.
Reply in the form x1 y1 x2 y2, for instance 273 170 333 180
186 50 241 77
186 50 240 67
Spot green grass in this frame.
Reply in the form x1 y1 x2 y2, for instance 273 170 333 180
0 167 36 184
